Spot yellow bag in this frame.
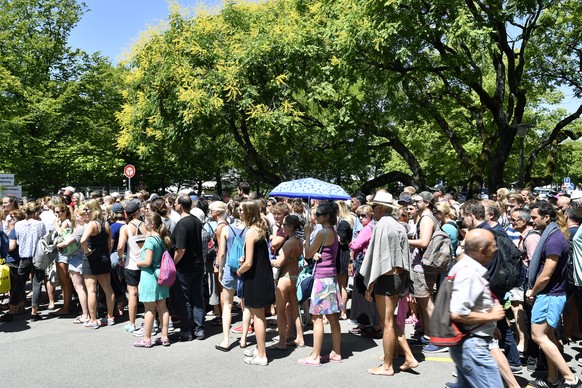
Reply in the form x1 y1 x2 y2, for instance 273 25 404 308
0 259 10 294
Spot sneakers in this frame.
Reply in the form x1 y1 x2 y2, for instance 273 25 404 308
100 316 115 326
528 378 560 388
422 344 449 353
244 347 258 358
244 355 268 366
561 376 580 388
509 364 522 374
132 324 159 337
83 320 100 329
124 323 137 333
231 324 253 334
168 321 175 332
420 335 431 345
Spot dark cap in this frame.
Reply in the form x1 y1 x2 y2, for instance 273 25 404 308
398 194 413 205
125 200 141 215
111 203 124 213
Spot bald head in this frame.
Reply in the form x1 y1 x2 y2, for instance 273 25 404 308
464 229 497 266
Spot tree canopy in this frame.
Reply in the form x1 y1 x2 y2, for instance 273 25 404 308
2 0 581 197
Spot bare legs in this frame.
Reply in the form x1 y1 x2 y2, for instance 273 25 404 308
54 262 72 314
416 296 434 337
531 322 575 384
369 294 418 376
274 278 305 348
69 270 88 320
142 300 169 342
511 301 528 353
84 273 115 323
249 307 267 360
126 285 139 327
219 288 236 347
337 274 348 319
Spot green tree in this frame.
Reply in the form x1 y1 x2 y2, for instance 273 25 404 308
0 0 126 196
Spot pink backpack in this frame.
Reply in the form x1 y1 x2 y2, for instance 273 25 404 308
156 238 176 287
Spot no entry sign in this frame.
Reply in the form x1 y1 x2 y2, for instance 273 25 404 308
124 164 136 179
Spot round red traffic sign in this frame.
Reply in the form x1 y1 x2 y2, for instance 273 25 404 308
124 164 136 179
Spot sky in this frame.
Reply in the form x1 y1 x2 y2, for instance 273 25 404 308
68 0 224 63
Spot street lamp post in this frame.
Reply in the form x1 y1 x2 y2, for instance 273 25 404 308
516 123 533 189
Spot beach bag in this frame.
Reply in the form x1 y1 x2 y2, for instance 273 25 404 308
33 230 59 270
296 228 327 304
422 226 454 273
0 259 10 294
429 269 482 347
226 226 246 272
58 228 81 256
157 239 176 287
296 257 314 305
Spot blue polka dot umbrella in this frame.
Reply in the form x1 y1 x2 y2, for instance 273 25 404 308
269 178 350 200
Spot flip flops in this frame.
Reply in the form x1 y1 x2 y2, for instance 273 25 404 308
320 353 343 363
298 358 321 367
215 343 230 352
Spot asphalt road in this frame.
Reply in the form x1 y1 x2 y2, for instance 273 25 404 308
1 297 580 388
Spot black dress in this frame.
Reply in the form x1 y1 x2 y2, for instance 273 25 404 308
243 237 275 308
87 220 111 275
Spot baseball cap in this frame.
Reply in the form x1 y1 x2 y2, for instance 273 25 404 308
412 191 435 203
111 203 124 213
124 200 141 215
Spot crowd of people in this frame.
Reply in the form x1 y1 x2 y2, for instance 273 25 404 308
1 182 582 386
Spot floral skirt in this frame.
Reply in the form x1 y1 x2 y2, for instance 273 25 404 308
309 276 344 315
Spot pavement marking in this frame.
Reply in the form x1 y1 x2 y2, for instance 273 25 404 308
424 357 453 362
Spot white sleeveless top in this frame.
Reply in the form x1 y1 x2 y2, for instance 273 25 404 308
125 220 146 271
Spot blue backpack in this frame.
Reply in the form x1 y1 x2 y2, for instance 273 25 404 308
226 225 246 271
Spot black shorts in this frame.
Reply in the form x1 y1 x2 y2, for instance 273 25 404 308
124 268 141 287
375 272 407 296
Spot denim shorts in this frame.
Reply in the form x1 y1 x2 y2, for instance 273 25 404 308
68 253 85 274
56 252 69 264
450 336 502 387
531 293 566 329
221 267 239 291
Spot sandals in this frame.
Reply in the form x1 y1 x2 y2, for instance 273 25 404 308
298 357 321 367
320 353 343 363
133 339 153 348
73 315 89 324
155 337 171 347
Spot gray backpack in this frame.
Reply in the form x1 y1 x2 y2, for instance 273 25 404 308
33 230 60 270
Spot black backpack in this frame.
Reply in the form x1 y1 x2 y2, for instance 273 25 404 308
487 229 523 299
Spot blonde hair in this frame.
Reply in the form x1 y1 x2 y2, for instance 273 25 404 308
434 201 452 218
357 204 373 217
241 200 267 239
337 201 355 228
83 199 103 222
145 212 171 248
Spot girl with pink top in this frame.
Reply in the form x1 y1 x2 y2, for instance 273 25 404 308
298 202 343 367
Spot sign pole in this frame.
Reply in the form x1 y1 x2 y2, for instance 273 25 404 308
128 177 131 193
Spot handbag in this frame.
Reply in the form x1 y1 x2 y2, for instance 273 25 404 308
296 228 327 304
0 259 10 294
58 228 81 255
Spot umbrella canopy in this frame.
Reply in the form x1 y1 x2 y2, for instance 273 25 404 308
269 178 350 200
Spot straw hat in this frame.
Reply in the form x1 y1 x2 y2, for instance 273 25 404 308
368 191 397 209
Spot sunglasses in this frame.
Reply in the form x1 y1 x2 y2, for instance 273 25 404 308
54 211 62 214
82 208 90 212
357 214 368 218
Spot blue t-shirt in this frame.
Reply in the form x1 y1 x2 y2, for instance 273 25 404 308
539 230 570 295
6 229 19 263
